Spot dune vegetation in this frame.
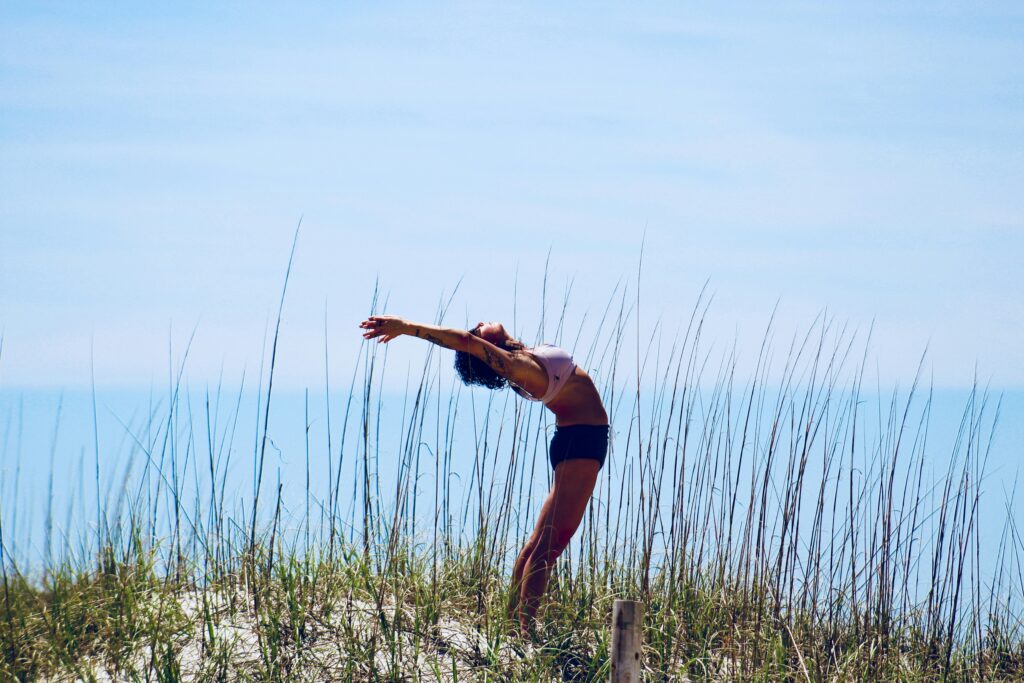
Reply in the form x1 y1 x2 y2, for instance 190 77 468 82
2 267 1023 681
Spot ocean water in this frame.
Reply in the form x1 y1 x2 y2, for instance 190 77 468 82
2 381 1021 586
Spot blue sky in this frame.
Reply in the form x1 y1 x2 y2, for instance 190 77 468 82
1 1 1022 390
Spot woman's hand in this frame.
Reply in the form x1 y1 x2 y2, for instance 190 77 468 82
359 315 409 344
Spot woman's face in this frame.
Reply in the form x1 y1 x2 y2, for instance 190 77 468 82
473 321 506 345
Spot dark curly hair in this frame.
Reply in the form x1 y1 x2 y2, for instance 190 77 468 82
453 329 523 390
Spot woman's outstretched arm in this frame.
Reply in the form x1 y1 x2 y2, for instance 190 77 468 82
358 315 536 385
359 315 471 351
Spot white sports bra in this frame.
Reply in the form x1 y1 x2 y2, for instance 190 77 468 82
511 344 576 404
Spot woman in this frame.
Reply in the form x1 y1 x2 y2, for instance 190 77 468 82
358 315 609 634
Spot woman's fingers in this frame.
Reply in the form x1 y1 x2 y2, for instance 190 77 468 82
359 317 400 343
361 328 396 342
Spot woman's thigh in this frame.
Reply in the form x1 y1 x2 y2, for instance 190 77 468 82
533 459 601 555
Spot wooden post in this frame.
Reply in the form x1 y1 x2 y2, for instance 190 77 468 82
611 599 643 682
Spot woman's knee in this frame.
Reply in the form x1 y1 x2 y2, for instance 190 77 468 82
530 531 572 567
518 534 541 560
526 547 557 572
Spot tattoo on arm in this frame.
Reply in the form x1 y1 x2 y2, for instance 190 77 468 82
483 347 507 372
413 326 450 349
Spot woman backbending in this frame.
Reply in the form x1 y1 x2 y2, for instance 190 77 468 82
358 316 609 634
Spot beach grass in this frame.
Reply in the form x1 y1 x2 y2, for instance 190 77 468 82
2 270 1023 681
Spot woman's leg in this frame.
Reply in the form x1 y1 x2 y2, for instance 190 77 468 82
508 492 558 623
517 458 601 631
507 534 538 622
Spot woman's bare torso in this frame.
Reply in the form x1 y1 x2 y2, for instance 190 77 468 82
531 361 607 426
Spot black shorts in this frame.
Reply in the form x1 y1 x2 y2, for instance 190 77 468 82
549 424 610 470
